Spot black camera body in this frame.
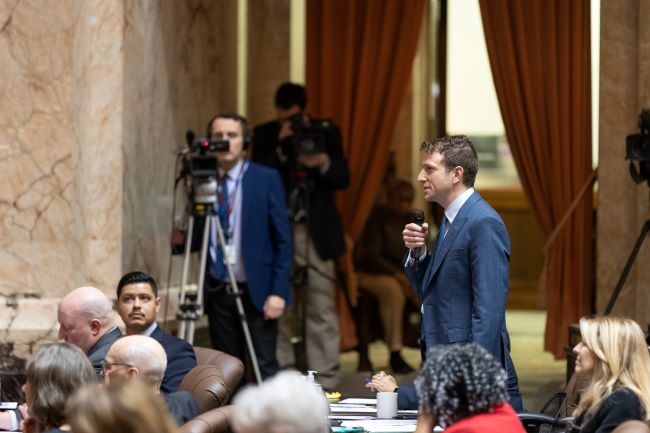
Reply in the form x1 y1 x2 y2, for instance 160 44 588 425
182 137 230 205
285 114 328 158
186 138 229 178
626 110 650 185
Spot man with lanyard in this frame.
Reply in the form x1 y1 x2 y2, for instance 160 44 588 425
197 112 292 382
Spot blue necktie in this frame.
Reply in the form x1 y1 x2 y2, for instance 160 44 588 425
218 174 230 239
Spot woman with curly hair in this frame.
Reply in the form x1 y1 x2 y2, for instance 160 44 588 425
568 316 650 433
21 343 96 433
414 343 525 433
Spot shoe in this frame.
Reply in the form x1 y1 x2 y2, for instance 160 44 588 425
357 354 373 372
390 351 414 374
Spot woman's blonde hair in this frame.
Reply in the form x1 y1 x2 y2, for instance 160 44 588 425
573 316 650 423
66 382 177 433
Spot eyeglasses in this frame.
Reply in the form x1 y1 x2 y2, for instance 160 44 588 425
100 360 133 375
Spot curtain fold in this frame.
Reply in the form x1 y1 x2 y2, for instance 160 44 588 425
479 0 594 357
307 0 428 242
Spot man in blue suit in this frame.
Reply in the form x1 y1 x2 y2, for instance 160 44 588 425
402 135 522 410
115 271 197 394
189 113 292 381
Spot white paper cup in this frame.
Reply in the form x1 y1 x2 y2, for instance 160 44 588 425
376 391 398 418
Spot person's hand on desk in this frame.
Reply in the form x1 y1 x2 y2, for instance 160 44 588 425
365 371 398 392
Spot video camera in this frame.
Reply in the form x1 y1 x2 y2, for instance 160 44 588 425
180 131 230 205
282 113 327 161
626 110 650 186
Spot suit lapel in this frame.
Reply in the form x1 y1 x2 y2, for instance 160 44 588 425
240 164 252 230
422 191 481 289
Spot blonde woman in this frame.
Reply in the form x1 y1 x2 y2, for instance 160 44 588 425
569 316 650 433
66 382 177 433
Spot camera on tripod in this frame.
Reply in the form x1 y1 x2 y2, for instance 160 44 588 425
626 109 650 186
181 137 229 205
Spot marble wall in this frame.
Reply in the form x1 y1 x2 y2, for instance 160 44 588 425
597 0 650 322
0 0 291 373
0 0 123 358
121 0 238 286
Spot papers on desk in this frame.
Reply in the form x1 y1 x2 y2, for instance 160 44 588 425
330 403 377 413
339 398 377 405
340 420 444 433
340 419 417 432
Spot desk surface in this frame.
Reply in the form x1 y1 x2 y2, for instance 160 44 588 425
329 398 421 432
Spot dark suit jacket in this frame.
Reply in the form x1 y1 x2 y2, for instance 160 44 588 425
151 325 197 394
192 162 293 311
87 327 123 376
404 191 521 409
163 391 200 426
397 384 419 410
251 119 349 260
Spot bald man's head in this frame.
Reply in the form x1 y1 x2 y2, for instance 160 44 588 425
58 286 116 354
103 335 167 391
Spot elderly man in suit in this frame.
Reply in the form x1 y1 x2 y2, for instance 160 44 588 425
102 335 199 425
115 271 197 393
57 286 123 375
401 135 522 410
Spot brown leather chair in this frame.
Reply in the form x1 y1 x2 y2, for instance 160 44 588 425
177 406 234 433
179 365 232 413
193 346 245 396
612 421 650 433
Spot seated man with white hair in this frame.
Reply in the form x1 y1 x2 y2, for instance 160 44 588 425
102 335 199 425
57 286 123 375
232 371 330 433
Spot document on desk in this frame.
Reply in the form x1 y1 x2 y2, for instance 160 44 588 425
340 419 417 432
341 420 443 433
330 404 377 413
339 398 377 405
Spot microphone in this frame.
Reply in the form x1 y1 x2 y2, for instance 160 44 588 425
185 130 196 147
410 209 425 263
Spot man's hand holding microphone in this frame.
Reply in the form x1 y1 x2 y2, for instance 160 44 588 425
403 209 428 263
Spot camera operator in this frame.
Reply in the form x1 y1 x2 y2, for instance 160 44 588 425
251 83 350 390
173 113 292 382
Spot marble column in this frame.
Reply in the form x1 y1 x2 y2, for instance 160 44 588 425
597 0 650 322
0 0 124 359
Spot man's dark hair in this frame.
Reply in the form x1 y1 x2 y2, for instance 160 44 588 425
116 271 158 298
275 82 307 110
205 112 250 141
420 135 479 187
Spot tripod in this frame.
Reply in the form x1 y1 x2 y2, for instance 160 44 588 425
604 219 650 314
177 200 262 384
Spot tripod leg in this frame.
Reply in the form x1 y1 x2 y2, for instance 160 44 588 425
187 214 213 344
178 215 195 341
604 220 650 314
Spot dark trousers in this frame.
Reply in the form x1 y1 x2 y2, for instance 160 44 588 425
205 281 279 382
